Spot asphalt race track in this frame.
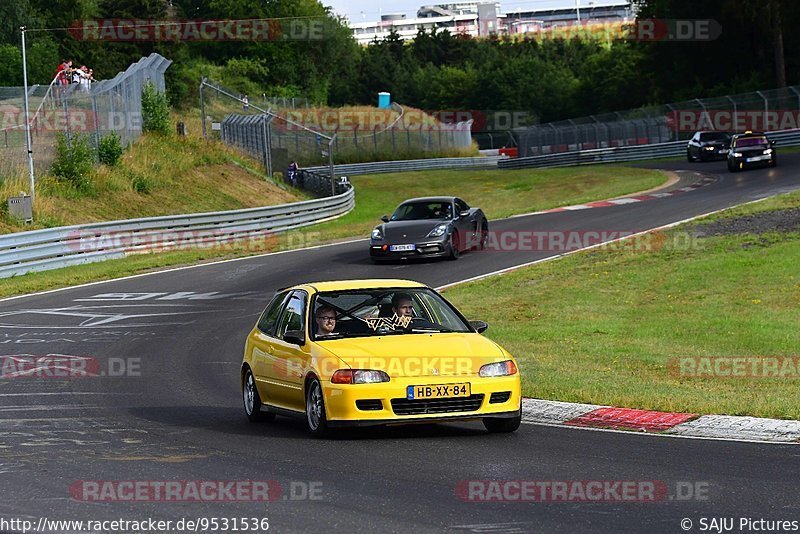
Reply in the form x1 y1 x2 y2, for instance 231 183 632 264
1 156 800 533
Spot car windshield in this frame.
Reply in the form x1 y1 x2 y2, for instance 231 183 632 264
700 132 730 142
734 137 768 148
310 287 472 340
391 201 452 221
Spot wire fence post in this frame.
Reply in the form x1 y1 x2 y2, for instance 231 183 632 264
91 94 101 159
199 78 207 139
20 26 35 204
328 135 336 197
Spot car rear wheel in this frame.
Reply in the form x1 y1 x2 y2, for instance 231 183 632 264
448 232 460 260
243 368 275 423
305 378 329 438
483 406 522 433
727 160 738 173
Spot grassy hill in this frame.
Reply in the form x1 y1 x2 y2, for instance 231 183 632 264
0 118 307 233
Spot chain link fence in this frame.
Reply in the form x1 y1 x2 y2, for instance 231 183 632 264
516 85 800 157
200 78 474 193
200 78 337 196
0 53 172 185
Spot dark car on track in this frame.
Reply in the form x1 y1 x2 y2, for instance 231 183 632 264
369 196 488 261
727 132 777 172
686 131 732 162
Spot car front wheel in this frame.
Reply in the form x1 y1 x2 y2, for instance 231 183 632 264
448 232 461 260
305 378 329 437
483 406 522 433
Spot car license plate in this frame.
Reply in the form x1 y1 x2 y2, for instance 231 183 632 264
407 383 471 399
718 149 726 154
747 155 768 162
390 244 415 252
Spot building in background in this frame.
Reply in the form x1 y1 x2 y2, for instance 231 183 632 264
347 1 633 45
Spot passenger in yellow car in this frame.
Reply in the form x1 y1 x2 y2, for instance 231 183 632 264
314 306 337 336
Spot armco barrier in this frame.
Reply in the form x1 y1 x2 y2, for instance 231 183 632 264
503 128 800 170
0 187 354 279
304 156 503 176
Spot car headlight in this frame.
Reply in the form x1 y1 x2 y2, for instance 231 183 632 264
479 360 518 377
733 152 743 157
764 148 773 155
427 224 448 238
703 146 714 150
331 369 390 384
371 227 383 240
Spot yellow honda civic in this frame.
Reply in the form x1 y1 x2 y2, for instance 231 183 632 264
241 279 521 437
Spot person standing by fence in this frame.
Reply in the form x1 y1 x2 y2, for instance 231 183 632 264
287 160 299 187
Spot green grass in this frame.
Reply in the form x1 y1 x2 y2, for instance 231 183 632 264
443 189 800 419
301 166 667 242
0 165 667 299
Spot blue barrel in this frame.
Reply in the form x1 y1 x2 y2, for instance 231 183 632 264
378 92 391 109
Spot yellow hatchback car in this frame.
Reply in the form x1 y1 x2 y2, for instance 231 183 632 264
241 279 522 437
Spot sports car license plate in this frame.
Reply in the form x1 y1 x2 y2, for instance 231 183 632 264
407 383 471 399
718 149 726 154
747 155 769 162
390 244 415 252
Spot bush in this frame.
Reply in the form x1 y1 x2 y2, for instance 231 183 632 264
128 170 152 194
51 133 94 192
141 81 171 135
98 132 123 166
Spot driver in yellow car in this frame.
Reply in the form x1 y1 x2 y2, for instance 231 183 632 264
392 293 414 318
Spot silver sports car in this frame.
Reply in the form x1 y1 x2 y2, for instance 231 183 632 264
369 196 489 261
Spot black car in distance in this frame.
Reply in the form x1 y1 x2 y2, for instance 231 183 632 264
687 131 732 162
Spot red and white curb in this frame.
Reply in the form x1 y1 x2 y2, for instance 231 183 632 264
521 399 800 443
540 174 717 214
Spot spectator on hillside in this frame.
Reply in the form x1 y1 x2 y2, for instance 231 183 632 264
242 94 249 110
78 66 93 92
287 160 299 187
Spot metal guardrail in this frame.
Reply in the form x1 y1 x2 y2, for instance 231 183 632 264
0 187 355 279
305 156 503 176
501 129 800 169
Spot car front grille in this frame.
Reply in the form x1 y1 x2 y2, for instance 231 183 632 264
390 394 485 416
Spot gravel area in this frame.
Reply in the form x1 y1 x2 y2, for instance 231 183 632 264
694 207 800 236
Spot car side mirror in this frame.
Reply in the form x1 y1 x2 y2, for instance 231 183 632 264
770 140 777 146
284 330 305 346
470 320 489 334
459 210 470 218
381 215 389 223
